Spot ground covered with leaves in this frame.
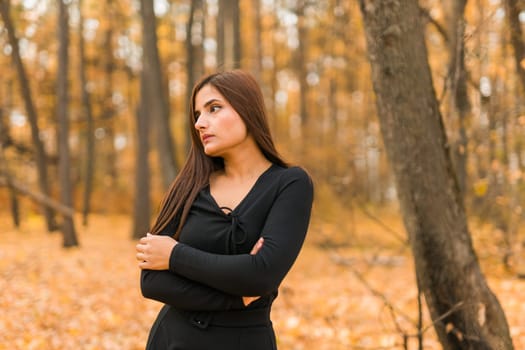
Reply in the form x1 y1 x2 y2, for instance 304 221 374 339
0 212 524 349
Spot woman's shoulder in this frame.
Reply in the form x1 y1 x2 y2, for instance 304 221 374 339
270 164 313 187
275 164 309 175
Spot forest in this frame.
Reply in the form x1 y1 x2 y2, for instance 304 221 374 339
1 0 524 349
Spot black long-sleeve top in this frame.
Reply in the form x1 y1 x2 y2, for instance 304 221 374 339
141 164 314 312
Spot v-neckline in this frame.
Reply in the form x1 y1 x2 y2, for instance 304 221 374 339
206 163 275 215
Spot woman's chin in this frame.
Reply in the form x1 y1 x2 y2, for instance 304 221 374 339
203 147 220 157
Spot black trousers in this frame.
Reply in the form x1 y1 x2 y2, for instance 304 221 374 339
146 305 277 350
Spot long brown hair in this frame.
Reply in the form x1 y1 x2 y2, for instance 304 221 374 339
150 70 287 238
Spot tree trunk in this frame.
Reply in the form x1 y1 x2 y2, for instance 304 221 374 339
100 0 117 185
140 0 178 190
78 0 95 226
0 78 20 227
504 0 525 276
504 0 525 93
295 1 309 131
216 0 241 69
185 0 204 153
252 0 263 81
132 72 151 240
358 1 514 349
444 0 470 195
57 0 79 247
0 115 20 227
267 0 279 133
0 0 57 231
7 176 20 227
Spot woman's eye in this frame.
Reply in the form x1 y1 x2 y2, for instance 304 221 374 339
210 105 221 113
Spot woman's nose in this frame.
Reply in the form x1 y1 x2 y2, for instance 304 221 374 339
194 115 207 129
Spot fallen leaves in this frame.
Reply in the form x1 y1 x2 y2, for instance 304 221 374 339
0 213 524 349
0 215 157 350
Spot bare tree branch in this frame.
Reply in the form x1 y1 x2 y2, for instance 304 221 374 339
0 176 75 217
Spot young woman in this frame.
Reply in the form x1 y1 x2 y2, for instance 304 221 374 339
135 70 313 350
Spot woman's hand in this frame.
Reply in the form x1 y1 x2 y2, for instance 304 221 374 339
136 233 177 270
242 237 264 306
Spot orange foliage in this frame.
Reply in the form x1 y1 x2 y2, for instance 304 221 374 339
0 213 524 349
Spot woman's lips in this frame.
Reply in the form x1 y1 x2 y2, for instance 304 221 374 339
201 134 213 143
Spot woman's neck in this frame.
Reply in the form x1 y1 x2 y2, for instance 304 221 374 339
221 147 272 181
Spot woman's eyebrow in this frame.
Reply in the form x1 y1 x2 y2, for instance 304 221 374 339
195 98 221 114
203 98 221 108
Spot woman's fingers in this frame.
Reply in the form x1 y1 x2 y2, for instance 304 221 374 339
135 234 177 270
136 242 145 252
136 242 147 264
136 237 149 268
250 237 264 255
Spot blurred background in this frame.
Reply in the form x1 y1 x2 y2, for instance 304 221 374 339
1 0 525 349
1 0 524 241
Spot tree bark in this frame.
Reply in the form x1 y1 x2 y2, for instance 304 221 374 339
0 80 20 227
78 0 95 226
100 0 117 185
504 0 525 93
295 1 309 130
443 0 470 195
252 0 263 81
503 0 525 275
0 122 20 227
0 0 57 231
57 0 79 247
185 0 204 153
131 72 151 240
358 1 514 349
140 0 178 190
216 0 241 69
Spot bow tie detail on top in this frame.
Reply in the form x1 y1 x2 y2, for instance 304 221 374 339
220 207 248 254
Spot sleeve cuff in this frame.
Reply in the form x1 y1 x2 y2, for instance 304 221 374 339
169 242 182 273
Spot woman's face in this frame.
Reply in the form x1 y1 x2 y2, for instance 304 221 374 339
194 84 250 158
